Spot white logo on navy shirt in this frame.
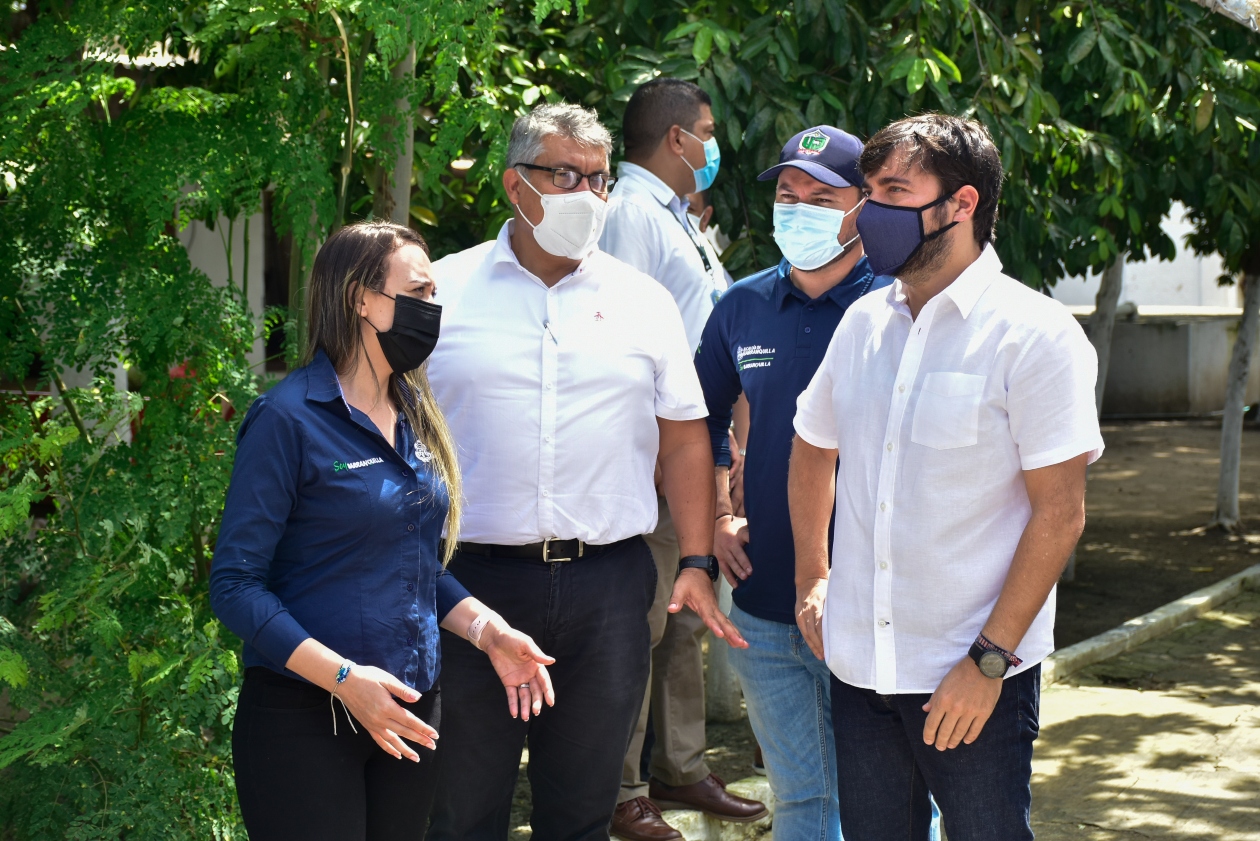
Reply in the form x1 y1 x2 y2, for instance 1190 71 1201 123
736 344 776 371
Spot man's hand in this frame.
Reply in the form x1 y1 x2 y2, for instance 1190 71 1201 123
480 622 556 721
794 576 828 660
921 657 1003 750
669 568 748 648
714 515 751 586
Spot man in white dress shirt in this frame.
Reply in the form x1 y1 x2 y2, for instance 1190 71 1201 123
600 79 767 840
788 114 1103 841
424 103 746 841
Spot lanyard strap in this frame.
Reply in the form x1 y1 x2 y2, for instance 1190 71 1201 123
671 207 715 279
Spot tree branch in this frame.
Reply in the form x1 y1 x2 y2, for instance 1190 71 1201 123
1186 0 1259 31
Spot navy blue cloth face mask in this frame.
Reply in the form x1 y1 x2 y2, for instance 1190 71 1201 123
856 191 959 276
370 292 442 374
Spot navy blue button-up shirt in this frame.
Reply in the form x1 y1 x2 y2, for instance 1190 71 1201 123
695 257 892 624
210 350 471 691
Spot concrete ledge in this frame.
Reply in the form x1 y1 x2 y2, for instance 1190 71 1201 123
1042 562 1260 685
660 777 773 841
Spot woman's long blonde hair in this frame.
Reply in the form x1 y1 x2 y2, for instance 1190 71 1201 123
303 221 461 562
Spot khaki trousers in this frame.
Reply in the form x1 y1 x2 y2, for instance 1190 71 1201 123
618 496 711 802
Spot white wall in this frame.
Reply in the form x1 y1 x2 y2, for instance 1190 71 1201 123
177 209 266 367
1050 203 1239 309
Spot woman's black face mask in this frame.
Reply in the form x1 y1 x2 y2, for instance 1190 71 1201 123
366 290 441 374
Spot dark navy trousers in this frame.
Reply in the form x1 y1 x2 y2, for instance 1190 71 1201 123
233 666 441 841
831 665 1041 841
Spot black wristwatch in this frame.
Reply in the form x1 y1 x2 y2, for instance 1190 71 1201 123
967 634 1022 679
677 554 719 582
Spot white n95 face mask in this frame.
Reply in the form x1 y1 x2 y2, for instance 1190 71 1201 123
515 175 608 260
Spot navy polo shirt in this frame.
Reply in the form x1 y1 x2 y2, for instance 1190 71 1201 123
210 350 471 691
695 257 892 625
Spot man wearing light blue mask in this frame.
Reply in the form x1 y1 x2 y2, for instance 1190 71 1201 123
696 125 914 841
604 79 767 841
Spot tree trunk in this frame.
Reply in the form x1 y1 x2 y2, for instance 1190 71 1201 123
287 227 305 357
1184 0 1259 30
373 43 417 226
331 25 374 232
1088 254 1125 417
1064 255 1125 583
1212 268 1260 532
288 204 321 359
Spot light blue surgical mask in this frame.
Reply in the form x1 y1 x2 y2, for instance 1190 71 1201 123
772 197 866 271
680 128 721 192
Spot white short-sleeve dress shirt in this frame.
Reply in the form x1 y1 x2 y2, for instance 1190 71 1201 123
600 162 725 353
428 221 708 546
793 246 1104 694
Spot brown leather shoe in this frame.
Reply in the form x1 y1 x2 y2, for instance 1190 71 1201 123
611 796 682 841
648 774 769 823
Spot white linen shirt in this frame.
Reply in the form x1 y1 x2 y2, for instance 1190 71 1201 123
428 221 707 545
600 162 723 353
793 246 1104 694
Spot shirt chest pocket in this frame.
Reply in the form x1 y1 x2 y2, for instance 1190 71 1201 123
910 372 986 450
301 463 375 528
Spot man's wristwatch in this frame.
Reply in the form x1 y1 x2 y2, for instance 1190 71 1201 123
968 634 1022 679
678 554 719 582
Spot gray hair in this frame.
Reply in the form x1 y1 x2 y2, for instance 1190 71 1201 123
506 103 614 169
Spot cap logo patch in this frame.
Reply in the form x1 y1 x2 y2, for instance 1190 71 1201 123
798 130 829 156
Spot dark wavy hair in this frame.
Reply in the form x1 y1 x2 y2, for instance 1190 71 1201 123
304 221 461 560
859 113 1004 248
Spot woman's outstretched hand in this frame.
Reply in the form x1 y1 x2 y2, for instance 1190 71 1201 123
285 639 436 762
335 665 439 762
480 622 556 721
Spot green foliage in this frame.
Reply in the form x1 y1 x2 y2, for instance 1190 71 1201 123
0 0 509 835
410 0 1258 289
1173 40 1260 277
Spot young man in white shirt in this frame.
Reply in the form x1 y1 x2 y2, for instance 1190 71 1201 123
788 114 1103 841
424 103 746 841
599 79 767 841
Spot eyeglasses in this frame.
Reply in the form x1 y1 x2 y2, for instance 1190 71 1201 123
514 163 617 194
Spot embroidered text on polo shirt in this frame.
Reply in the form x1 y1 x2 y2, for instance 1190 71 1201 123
736 344 776 371
333 457 384 472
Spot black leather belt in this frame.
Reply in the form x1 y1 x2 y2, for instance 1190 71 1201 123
457 536 634 563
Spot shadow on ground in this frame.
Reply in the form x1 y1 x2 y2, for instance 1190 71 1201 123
1031 591 1260 840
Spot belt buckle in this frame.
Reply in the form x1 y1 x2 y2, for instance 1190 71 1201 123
542 537 581 563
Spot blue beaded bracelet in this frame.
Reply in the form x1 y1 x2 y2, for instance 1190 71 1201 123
335 660 355 685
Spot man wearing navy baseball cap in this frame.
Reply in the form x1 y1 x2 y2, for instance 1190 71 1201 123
692 125 893 840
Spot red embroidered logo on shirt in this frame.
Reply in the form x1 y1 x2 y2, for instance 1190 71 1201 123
594 312 604 321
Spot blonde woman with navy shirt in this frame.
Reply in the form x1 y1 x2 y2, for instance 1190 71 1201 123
211 221 554 841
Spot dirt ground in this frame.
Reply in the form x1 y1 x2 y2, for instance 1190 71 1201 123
1032 589 1260 839
1058 419 1260 647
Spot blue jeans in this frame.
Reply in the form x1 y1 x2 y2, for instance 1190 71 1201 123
728 604 841 841
830 665 1041 841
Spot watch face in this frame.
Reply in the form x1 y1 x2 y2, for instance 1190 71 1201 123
978 651 1008 679
701 556 719 581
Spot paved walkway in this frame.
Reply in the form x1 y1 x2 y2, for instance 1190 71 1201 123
1032 589 1260 839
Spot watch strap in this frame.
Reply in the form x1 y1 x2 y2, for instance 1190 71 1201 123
678 554 719 582
974 634 1022 667
968 634 1021 678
